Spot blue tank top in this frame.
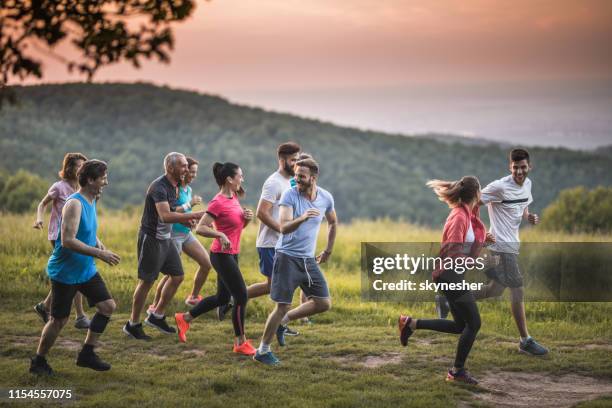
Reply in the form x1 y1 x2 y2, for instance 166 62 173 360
47 193 98 284
172 185 193 235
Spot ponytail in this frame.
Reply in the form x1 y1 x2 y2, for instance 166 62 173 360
427 176 480 208
212 162 244 196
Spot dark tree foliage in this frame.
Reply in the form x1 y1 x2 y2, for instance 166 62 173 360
0 0 196 107
541 186 612 233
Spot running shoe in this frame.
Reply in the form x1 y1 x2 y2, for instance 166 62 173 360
233 340 257 356
76 349 111 371
217 302 232 321
74 315 90 329
519 337 549 356
446 368 478 385
435 294 450 319
34 302 49 324
284 326 299 336
29 356 53 376
145 314 176 334
398 315 413 347
185 295 203 307
276 324 288 346
122 321 152 341
253 350 280 366
174 313 190 343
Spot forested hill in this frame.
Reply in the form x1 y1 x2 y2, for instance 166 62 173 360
1 82 610 225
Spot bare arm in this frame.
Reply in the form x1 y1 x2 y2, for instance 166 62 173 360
33 194 54 229
61 200 120 265
256 199 280 233
155 201 204 223
279 205 318 234
316 210 338 264
195 212 231 251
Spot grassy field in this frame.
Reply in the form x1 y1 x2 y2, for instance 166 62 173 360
1 212 611 407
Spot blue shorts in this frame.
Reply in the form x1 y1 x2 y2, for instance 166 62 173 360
257 247 275 278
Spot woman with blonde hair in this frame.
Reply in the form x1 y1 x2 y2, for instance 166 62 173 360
398 176 495 385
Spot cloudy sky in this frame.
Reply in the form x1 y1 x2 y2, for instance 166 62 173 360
23 0 612 148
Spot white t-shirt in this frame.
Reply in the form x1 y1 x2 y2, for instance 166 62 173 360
463 220 475 254
481 174 533 254
256 171 292 248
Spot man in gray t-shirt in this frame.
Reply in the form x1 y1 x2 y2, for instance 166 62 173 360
254 158 338 366
247 142 300 300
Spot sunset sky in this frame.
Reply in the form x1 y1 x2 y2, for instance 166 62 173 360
19 0 612 147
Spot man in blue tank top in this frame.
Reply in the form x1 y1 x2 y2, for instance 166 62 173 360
30 160 121 376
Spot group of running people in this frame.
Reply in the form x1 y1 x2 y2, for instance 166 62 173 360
28 144 546 385
29 142 336 374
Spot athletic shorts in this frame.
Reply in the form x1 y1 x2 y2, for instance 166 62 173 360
270 252 330 304
50 273 112 319
485 251 523 288
137 231 184 283
257 247 275 278
171 231 198 254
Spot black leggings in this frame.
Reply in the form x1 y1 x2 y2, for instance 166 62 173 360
189 253 248 337
416 270 481 369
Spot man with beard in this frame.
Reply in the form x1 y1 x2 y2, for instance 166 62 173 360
475 148 548 355
246 142 300 299
30 160 121 375
254 158 338 365
123 152 204 340
243 142 301 332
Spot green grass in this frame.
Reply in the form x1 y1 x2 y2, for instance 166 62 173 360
1 213 611 407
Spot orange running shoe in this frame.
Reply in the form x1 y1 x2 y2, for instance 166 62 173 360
174 313 190 343
233 340 257 356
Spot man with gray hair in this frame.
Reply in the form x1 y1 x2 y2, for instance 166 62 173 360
123 153 205 340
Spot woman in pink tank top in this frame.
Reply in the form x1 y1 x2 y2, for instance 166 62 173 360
32 153 90 329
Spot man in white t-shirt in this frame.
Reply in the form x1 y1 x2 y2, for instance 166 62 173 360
246 143 301 338
476 148 548 356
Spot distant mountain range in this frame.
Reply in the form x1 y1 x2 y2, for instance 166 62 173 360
1 82 610 225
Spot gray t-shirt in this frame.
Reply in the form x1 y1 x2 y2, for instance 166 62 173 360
256 171 292 248
276 186 335 258
481 175 533 254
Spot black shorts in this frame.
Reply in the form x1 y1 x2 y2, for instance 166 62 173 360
50 273 112 319
485 251 523 288
137 231 184 283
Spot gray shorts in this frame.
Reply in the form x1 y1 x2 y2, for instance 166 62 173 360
137 231 184 283
485 251 523 288
171 231 198 254
270 252 330 304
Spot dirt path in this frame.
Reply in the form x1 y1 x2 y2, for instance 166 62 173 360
471 371 612 408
